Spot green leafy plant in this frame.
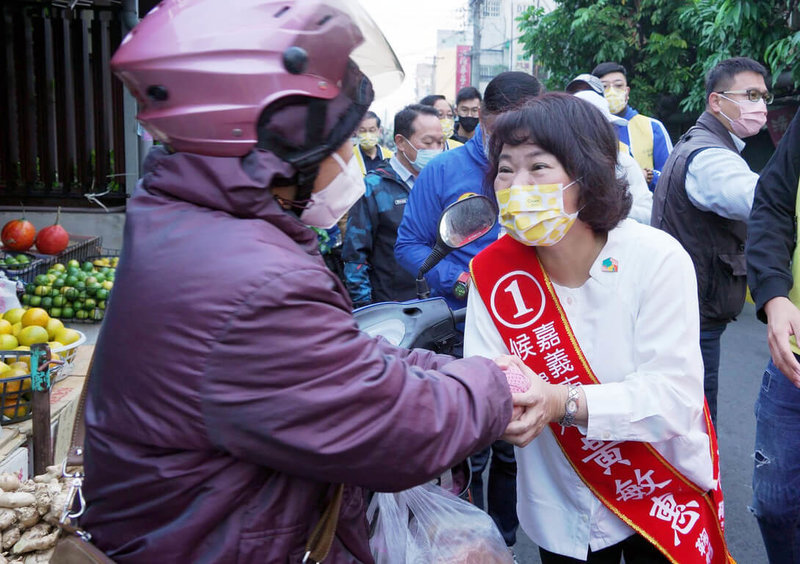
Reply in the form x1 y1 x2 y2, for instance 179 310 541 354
517 0 800 117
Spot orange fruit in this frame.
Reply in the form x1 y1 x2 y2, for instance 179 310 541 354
2 309 25 325
0 334 18 350
18 326 48 347
45 318 64 341
21 308 50 328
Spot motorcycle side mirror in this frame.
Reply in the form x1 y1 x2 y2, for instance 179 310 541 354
416 194 497 299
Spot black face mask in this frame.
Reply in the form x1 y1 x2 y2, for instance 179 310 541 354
458 116 479 133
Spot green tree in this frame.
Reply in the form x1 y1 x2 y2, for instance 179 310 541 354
517 0 800 117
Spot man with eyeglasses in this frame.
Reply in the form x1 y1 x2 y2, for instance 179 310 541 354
652 56 770 427
592 62 673 190
453 86 482 143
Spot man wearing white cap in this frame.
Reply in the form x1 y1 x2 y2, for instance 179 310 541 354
567 75 653 223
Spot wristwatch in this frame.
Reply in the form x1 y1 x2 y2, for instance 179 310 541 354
559 384 580 427
453 271 471 300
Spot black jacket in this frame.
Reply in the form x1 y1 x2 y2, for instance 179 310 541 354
746 109 800 322
651 112 748 325
343 163 417 307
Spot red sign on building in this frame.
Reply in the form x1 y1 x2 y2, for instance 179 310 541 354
456 45 472 96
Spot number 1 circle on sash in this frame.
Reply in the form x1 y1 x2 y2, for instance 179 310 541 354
490 271 546 329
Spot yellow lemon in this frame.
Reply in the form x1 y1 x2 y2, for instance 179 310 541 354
17 326 49 347
21 308 50 328
54 328 81 346
45 318 64 341
0 334 18 350
0 320 12 335
0 363 9 376
11 323 21 338
2 308 25 325
8 361 28 372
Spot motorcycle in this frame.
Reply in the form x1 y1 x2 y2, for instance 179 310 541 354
353 193 498 497
353 193 497 354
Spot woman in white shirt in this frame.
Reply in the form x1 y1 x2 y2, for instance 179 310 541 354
464 93 727 563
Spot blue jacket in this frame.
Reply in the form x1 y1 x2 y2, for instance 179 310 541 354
395 126 500 310
616 106 673 190
343 162 416 307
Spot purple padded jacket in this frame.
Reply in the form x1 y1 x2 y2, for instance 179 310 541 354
81 147 512 563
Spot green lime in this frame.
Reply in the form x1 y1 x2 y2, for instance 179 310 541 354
61 307 73 319
75 310 88 320
41 297 53 309
67 259 80 269
52 295 65 307
20 294 31 306
29 295 41 307
34 275 49 286
98 300 106 310
50 307 61 318
84 298 97 309
81 262 94 272
24 284 35 294
96 289 109 301
34 285 50 297
53 278 65 288
64 288 79 301
52 263 66 272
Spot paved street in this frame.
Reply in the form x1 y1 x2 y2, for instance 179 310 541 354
512 302 770 563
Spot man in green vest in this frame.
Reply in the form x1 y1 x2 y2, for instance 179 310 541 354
593 62 673 191
746 107 800 564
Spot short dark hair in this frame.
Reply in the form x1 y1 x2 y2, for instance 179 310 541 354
591 62 627 79
486 92 631 233
482 72 543 115
456 86 482 106
704 57 769 100
419 94 447 107
394 104 439 139
362 110 381 129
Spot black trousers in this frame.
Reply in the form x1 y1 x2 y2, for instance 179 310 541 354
538 533 669 563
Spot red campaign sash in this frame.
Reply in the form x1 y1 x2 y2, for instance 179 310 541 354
470 235 734 564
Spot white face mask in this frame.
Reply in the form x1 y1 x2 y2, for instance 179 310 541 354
300 153 365 229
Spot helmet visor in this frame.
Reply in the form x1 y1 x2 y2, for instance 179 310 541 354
335 0 404 99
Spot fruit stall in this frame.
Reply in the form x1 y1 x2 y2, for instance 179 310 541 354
0 212 109 489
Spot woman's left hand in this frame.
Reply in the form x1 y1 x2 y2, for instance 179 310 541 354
495 355 561 447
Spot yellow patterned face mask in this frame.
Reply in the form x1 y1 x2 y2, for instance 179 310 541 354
604 87 627 115
496 181 580 246
440 118 455 139
358 131 380 151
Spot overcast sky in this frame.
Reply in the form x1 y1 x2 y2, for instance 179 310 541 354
357 0 469 121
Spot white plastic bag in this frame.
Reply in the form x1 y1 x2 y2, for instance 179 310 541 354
0 277 21 313
367 482 513 564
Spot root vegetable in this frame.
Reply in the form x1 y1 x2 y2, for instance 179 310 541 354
0 494 35 510
14 507 38 529
12 524 58 554
32 474 57 485
17 483 34 495
0 475 21 492
0 508 17 530
23 549 53 564
2 526 21 550
33 483 60 517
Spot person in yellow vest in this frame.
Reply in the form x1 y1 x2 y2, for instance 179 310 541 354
466 93 730 563
746 108 800 564
420 94 464 150
353 110 393 176
592 62 673 191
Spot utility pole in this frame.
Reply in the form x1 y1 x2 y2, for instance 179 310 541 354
471 0 482 89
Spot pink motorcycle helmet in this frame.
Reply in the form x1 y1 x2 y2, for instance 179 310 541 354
111 0 403 191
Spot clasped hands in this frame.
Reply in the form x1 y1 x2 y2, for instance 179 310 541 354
495 355 567 448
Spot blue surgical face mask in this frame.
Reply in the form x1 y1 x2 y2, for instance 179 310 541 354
401 136 442 172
